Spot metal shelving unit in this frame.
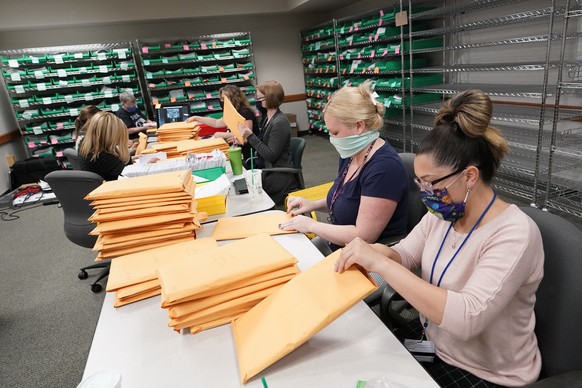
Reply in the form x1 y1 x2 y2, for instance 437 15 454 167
542 0 582 217
136 32 256 120
0 42 142 167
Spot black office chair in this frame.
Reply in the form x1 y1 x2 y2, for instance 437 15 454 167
365 152 427 306
45 170 110 293
261 137 306 191
63 148 83 170
520 207 582 387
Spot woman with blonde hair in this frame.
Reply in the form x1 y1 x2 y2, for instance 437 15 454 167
335 90 544 387
79 111 131 181
280 80 409 251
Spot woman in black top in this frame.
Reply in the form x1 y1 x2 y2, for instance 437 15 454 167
79 111 131 181
239 80 293 205
187 85 259 161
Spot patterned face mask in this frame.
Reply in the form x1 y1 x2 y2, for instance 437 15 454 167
420 187 470 222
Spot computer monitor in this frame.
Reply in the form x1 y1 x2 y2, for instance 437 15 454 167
156 104 190 126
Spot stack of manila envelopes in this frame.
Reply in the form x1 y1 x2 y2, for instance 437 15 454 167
106 237 218 308
156 121 200 142
211 212 296 241
232 250 378 383
141 138 230 160
157 234 299 334
85 170 202 260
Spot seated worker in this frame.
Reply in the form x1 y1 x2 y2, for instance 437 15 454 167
238 80 293 206
74 105 101 150
186 84 258 161
280 80 408 252
115 91 157 140
79 111 131 181
334 90 544 387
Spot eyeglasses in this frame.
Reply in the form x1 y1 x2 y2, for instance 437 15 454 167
414 167 466 195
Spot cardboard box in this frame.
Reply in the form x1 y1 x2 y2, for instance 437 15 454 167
284 113 298 137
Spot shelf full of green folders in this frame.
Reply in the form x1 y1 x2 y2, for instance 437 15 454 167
300 6 442 134
136 32 256 117
0 42 142 164
0 32 256 166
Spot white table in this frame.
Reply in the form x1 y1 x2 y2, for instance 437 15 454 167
83 223 438 388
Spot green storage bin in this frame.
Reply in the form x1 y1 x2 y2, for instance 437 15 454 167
25 134 49 147
33 146 54 157
142 45 161 53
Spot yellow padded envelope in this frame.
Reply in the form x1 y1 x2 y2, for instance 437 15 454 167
114 288 161 308
211 212 296 241
231 250 378 384
86 170 192 200
158 234 297 307
107 237 218 292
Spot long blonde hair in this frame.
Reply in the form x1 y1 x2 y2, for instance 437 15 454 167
323 80 385 131
79 111 130 163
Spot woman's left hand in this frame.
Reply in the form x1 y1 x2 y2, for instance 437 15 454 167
335 237 386 274
278 215 315 233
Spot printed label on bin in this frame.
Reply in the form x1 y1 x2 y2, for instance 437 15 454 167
51 138 58 145
85 93 94 101
97 52 107 61
64 94 74 103
31 56 40 64
15 85 25 93
114 49 127 59
104 91 113 98
99 65 108 73
70 108 79 116
28 142 35 148
122 75 130 82
11 72 21 81
36 83 46 91
8 59 19 68
57 69 67 77
74 52 84 59
42 97 51 105
80 67 88 73
120 62 129 70
33 126 43 135
56 122 64 129
103 76 112 84
34 71 45 79
54 55 64 64
81 79 91 86
110 104 119 111
19 99 29 108
56 151 63 157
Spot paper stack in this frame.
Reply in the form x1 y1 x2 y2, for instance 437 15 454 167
141 138 230 160
122 149 227 178
85 170 202 260
157 234 300 334
156 121 200 142
106 238 218 307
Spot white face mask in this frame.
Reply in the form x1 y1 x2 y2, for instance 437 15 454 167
329 131 380 159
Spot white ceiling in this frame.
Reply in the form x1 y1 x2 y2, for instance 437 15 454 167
0 0 354 31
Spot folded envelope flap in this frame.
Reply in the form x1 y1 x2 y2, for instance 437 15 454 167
107 237 218 291
158 234 298 305
231 250 378 384
85 170 191 200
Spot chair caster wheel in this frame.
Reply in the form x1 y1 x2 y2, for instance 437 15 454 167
91 283 102 293
78 270 88 280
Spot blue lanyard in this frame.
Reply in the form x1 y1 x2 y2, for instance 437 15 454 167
429 192 497 287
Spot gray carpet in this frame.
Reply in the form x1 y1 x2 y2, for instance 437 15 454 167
0 133 339 388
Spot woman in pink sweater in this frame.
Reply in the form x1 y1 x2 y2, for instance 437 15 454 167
335 89 544 387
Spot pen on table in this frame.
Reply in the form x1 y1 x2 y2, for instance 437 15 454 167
261 376 269 388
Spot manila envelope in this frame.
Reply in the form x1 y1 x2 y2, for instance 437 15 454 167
89 204 191 222
189 314 244 335
86 170 191 200
107 237 218 292
97 236 195 260
231 250 378 384
114 288 160 308
116 279 160 299
222 95 245 143
167 265 300 306
211 212 296 241
158 234 297 307
167 272 297 319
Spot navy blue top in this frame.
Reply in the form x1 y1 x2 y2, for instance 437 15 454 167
326 141 409 251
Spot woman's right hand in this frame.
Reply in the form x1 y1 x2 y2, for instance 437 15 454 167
286 196 312 216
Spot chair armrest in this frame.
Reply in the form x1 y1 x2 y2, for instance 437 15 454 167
524 370 582 388
262 167 302 174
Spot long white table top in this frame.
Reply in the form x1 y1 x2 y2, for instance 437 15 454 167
82 222 438 388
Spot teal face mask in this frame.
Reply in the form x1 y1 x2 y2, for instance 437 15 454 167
329 130 380 159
